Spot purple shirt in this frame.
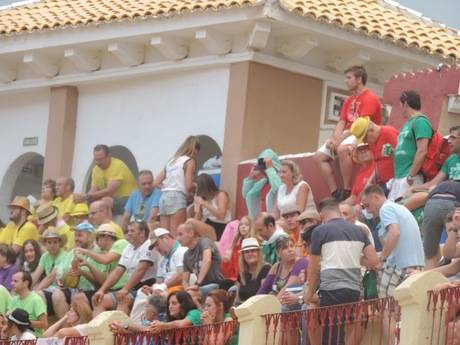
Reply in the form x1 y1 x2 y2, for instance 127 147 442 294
257 258 308 294
0 264 19 291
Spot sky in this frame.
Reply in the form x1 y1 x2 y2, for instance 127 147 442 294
0 0 459 30
396 0 460 30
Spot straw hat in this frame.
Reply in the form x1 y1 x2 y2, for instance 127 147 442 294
70 203 89 217
297 209 321 222
95 223 118 239
41 227 67 247
241 237 261 252
350 116 370 144
8 196 31 214
36 203 58 225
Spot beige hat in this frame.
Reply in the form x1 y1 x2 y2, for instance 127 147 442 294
95 223 118 239
41 227 67 247
36 203 58 225
297 209 321 222
8 196 32 214
241 237 261 252
148 228 171 249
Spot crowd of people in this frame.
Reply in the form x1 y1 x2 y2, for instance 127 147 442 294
0 64 459 345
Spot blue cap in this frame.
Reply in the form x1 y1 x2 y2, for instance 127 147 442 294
75 222 95 233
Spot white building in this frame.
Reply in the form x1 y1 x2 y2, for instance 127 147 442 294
0 0 459 220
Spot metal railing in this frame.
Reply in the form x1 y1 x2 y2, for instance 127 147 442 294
262 297 400 345
427 285 460 345
114 320 239 345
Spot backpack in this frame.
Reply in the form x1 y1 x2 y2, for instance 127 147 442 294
411 115 451 180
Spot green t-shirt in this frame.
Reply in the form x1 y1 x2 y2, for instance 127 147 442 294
8 291 47 335
394 115 433 178
185 309 202 326
0 285 11 314
110 239 129 290
38 249 69 287
441 154 460 180
262 242 279 265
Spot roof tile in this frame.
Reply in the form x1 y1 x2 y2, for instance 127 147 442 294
280 0 460 60
0 0 458 61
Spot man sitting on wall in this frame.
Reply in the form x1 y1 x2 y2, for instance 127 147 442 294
75 144 137 216
314 65 382 202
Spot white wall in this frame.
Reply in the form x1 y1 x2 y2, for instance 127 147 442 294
72 66 230 191
0 89 49 221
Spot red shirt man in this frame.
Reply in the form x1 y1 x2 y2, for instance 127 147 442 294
351 119 399 185
340 89 382 129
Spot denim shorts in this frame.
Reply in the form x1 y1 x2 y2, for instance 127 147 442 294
159 190 187 215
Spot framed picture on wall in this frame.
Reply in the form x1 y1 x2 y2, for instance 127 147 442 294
327 92 347 122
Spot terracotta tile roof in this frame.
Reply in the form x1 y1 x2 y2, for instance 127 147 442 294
0 0 459 61
0 0 259 35
280 0 460 60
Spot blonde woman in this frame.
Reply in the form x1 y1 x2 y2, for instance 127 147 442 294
155 136 200 235
221 216 254 280
236 238 271 303
274 160 315 218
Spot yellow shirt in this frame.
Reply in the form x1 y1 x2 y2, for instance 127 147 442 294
53 194 75 219
57 223 75 250
109 221 125 240
91 158 136 198
0 222 16 245
6 221 39 247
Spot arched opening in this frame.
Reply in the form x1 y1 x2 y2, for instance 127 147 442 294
84 145 139 192
196 135 222 187
0 152 44 221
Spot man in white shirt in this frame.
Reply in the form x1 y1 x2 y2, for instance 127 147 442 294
130 228 187 322
92 220 160 315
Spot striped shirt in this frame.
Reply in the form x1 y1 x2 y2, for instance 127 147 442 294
310 218 370 292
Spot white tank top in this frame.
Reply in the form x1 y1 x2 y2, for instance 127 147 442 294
277 180 315 214
202 194 232 224
162 155 190 194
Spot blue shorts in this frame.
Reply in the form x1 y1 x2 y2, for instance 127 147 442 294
159 191 187 215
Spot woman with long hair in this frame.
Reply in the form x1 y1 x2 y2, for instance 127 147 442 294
19 240 41 274
274 160 315 218
42 300 93 338
221 216 254 281
149 291 202 332
156 136 200 235
201 289 236 345
237 238 271 303
188 173 231 241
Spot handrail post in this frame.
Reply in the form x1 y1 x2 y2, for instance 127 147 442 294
394 271 448 345
234 295 281 345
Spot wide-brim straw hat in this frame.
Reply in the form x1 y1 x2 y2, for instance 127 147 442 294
8 196 32 214
241 237 261 252
36 203 58 225
95 223 119 239
40 227 67 248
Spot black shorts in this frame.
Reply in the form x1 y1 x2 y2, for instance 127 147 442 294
205 219 227 241
43 288 72 316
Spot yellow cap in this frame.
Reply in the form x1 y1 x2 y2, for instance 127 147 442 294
350 116 370 144
70 203 89 217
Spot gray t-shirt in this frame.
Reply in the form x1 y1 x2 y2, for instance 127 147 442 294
183 237 223 286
